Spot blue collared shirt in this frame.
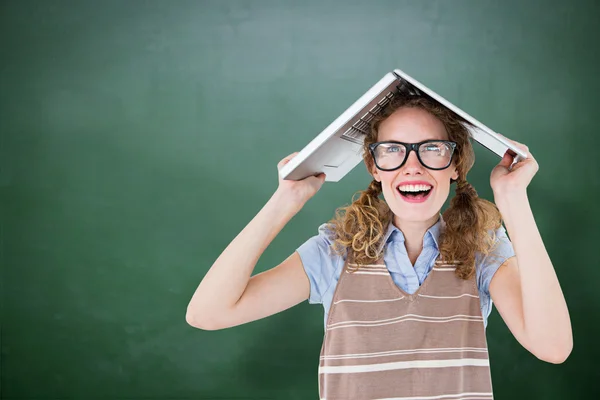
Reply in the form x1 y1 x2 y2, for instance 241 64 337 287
296 216 515 328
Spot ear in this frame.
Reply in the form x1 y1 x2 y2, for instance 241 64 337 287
367 161 381 182
451 166 459 181
371 165 381 182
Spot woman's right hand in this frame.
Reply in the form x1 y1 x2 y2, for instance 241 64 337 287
276 152 326 210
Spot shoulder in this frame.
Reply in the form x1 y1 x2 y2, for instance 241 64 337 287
475 225 516 296
298 223 345 257
296 223 347 304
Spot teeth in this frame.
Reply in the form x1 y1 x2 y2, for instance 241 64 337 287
398 184 432 192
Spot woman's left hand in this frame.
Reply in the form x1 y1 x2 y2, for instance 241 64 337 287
490 135 539 197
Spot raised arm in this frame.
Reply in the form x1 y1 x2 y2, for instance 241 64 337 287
488 139 572 363
186 154 326 330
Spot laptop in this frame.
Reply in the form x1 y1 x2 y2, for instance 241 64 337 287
279 68 527 182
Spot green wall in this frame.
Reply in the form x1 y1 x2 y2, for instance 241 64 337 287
1 0 598 398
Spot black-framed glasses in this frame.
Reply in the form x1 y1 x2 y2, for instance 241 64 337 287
368 140 457 171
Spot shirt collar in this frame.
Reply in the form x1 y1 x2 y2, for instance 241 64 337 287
383 214 444 250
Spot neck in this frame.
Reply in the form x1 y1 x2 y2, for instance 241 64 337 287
393 213 440 265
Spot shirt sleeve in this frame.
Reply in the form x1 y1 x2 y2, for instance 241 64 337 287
296 223 346 305
476 225 516 318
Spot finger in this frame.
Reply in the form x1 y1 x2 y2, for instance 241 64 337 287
307 172 326 180
277 152 299 169
509 143 530 159
497 150 514 169
280 152 298 164
307 173 327 186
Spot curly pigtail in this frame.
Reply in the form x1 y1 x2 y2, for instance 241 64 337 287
439 179 502 279
329 180 392 266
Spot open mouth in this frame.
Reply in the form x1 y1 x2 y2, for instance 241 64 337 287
397 183 433 202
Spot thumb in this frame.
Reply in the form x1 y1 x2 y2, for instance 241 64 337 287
497 151 514 169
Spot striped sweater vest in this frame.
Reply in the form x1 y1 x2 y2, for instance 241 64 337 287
318 256 494 400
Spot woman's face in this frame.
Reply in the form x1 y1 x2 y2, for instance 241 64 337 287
371 107 459 224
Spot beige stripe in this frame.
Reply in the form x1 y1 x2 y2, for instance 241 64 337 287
347 266 388 272
375 392 493 400
348 263 386 267
319 358 490 374
432 267 456 271
328 317 483 330
418 294 479 299
329 313 483 328
321 347 488 361
333 296 405 305
347 271 390 276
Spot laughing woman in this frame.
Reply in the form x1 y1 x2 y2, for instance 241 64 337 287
186 92 572 399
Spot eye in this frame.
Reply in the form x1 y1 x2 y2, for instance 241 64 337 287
423 142 449 156
425 145 441 152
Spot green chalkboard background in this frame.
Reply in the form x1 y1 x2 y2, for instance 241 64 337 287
1 0 598 399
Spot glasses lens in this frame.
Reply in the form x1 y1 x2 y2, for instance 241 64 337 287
419 141 454 169
373 143 407 170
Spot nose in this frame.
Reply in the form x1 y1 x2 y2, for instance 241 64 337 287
402 150 424 175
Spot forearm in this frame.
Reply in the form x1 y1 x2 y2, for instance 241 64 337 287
495 191 572 352
188 190 300 314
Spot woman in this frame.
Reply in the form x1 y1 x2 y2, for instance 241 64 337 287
186 92 572 399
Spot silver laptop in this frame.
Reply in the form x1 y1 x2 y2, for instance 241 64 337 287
279 68 527 182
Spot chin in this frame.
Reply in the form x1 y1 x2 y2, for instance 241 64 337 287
394 207 440 223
